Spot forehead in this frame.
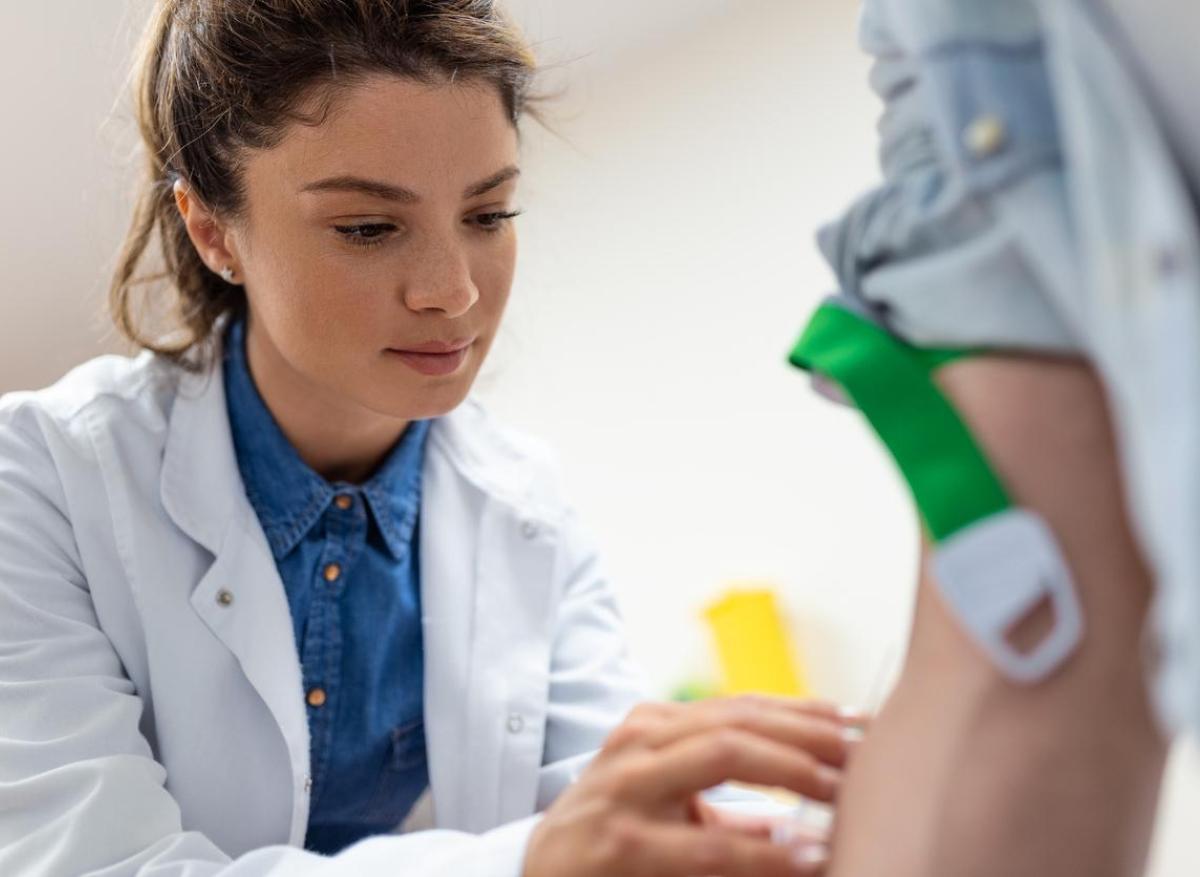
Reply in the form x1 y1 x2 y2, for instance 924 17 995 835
246 74 519 196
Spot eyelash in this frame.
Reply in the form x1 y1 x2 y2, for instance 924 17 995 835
474 209 523 232
334 210 523 249
333 223 394 247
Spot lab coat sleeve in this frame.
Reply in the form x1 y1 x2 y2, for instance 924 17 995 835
0 409 535 877
530 503 789 817
535 506 650 809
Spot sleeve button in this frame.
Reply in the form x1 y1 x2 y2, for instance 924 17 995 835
963 114 1008 159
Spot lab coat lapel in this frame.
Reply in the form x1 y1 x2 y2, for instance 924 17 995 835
419 424 489 832
420 411 558 833
159 357 311 843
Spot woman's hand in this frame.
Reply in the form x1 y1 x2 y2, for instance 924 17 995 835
523 696 864 877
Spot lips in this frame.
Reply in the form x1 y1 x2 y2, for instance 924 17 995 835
385 338 475 377
390 338 474 355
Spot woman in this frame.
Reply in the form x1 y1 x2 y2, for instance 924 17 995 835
0 2 855 875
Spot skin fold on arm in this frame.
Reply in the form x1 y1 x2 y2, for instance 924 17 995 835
826 354 1170 877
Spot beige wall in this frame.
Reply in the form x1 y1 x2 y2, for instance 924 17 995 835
0 1 148 392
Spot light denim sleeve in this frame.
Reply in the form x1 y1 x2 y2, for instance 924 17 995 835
1042 0 1200 740
822 0 1200 740
818 0 1082 353
1100 0 1200 191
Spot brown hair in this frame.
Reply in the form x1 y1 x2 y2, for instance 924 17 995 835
110 0 538 372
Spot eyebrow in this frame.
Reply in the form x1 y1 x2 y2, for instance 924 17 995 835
300 165 520 202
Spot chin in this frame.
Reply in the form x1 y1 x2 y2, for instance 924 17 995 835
365 379 473 423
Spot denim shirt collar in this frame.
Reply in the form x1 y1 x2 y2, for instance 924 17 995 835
222 316 430 561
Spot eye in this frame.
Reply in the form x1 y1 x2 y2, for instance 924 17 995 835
334 222 397 248
471 210 523 233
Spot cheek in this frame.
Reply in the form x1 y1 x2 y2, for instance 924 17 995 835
261 231 384 323
473 236 518 327
243 238 381 375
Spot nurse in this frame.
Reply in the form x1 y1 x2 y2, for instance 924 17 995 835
0 1 855 875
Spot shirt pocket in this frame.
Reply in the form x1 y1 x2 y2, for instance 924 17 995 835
363 717 428 824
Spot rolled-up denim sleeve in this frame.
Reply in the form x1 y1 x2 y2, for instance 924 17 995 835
818 0 1083 355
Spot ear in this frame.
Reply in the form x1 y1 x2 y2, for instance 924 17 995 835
173 179 244 284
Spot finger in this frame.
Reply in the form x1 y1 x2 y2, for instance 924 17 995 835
789 841 832 876
690 798 775 839
796 700 873 734
693 694 859 718
599 701 687 756
638 698 854 768
618 728 842 806
601 819 831 877
729 695 873 730
769 818 831 849
768 697 861 721
707 811 831 851
615 695 869 732
694 799 834 855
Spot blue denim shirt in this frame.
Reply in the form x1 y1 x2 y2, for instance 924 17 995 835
223 317 431 854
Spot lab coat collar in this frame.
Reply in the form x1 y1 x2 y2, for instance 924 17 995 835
160 353 239 557
159 329 549 557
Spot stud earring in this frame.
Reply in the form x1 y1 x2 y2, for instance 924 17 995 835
219 266 236 284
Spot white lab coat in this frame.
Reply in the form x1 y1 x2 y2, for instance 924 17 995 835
0 345 648 876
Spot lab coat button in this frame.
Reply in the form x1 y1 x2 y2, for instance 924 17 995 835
1154 244 1186 279
964 114 1007 159
304 775 313 794
520 520 540 540
507 713 525 734
216 589 234 607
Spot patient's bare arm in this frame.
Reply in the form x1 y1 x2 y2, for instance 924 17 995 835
827 355 1169 877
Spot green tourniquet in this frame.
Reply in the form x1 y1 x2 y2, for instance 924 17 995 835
789 304 1011 544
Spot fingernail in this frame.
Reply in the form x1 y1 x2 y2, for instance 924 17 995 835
771 815 809 846
843 726 865 746
791 843 830 872
817 765 842 794
838 705 869 724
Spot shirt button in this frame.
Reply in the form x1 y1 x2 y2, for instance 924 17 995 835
963 114 1007 159
506 713 525 734
216 589 234 607
334 494 354 511
323 563 342 583
520 520 540 540
306 687 327 708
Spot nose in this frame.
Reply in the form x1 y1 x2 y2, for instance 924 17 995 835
402 234 479 318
